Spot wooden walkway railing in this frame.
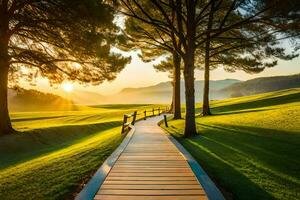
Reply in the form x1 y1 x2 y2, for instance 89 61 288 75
121 106 169 134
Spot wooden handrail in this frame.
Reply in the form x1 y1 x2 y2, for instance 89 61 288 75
121 111 137 134
121 106 170 133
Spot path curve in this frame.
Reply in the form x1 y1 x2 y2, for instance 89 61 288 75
94 116 208 200
77 115 224 200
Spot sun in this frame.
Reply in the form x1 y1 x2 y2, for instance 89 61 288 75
62 83 74 93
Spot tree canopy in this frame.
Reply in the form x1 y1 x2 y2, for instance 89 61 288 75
0 0 130 134
4 0 130 85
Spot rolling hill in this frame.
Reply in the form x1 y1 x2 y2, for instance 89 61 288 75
222 73 300 97
8 87 76 111
163 88 300 200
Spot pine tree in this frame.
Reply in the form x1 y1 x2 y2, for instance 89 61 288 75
0 0 130 135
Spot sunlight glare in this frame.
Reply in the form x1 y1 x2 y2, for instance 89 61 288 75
62 83 74 93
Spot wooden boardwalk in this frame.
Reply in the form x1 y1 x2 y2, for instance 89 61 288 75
94 116 208 200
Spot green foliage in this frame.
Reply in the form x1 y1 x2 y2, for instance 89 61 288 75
163 88 300 200
153 57 174 74
4 0 130 85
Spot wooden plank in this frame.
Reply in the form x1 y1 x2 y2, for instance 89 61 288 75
108 172 194 177
103 180 200 185
114 162 188 165
114 163 188 166
117 160 187 162
106 177 196 181
118 156 184 161
115 162 188 165
98 189 206 195
124 149 177 152
119 155 183 158
112 166 189 169
100 184 202 190
94 195 208 200
121 153 181 155
111 169 192 173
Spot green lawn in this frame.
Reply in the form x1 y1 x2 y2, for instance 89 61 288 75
163 88 300 200
0 104 159 200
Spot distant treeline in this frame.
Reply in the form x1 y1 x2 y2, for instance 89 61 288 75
8 87 76 112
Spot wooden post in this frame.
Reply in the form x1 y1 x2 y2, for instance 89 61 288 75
164 115 168 127
121 115 127 133
132 111 137 125
152 108 155 116
144 110 146 120
158 107 161 116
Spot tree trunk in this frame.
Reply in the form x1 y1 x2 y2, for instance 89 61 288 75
183 55 197 137
169 92 174 113
0 22 14 135
202 46 211 116
0 11 13 135
202 0 215 116
172 52 182 119
202 39 212 116
202 55 211 116
182 0 197 138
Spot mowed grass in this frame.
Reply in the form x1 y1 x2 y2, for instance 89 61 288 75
0 104 159 200
163 88 300 200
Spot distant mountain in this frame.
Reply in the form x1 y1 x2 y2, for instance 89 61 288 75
96 79 241 104
59 73 300 105
222 74 300 97
8 87 76 111
101 74 300 104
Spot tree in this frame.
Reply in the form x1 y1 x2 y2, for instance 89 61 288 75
120 0 200 137
153 56 182 118
120 13 182 119
0 0 130 135
196 0 300 116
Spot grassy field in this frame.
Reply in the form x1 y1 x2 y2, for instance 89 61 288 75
0 104 159 200
163 88 300 200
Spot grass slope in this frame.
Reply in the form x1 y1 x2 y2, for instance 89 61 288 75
163 88 300 200
0 104 157 200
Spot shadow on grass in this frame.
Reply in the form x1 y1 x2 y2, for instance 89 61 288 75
212 108 272 116
90 104 152 109
0 120 122 169
11 115 69 122
211 92 300 114
181 138 276 200
170 123 300 200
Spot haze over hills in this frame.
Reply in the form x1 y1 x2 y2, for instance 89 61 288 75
8 87 76 112
9 73 300 107
69 79 241 104
109 79 241 104
85 73 299 104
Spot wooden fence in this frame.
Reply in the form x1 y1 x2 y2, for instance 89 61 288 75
121 106 169 133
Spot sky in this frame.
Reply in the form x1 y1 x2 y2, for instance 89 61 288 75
24 50 300 97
